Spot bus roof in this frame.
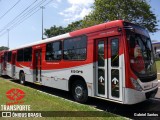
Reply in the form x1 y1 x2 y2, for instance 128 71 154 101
9 20 124 51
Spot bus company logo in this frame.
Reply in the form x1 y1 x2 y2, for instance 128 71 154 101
6 88 25 105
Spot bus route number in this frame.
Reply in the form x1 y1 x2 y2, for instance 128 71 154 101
71 70 83 74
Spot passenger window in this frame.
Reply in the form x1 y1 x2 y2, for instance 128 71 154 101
8 52 12 62
63 36 87 60
17 49 24 61
46 41 62 61
24 47 32 61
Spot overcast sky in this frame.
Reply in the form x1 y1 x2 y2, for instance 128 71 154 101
0 0 159 49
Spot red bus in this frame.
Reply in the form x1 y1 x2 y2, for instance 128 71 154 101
0 20 158 104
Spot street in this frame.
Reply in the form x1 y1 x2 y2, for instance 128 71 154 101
1 76 160 119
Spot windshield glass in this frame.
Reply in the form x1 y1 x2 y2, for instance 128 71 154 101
126 30 157 80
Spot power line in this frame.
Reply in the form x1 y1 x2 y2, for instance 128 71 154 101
0 0 53 37
0 0 21 20
0 0 39 33
8 0 47 29
6 0 48 31
0 0 51 35
9 0 53 31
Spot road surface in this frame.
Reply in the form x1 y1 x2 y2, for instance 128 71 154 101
1 76 160 119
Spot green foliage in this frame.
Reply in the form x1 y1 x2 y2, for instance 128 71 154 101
44 20 83 38
44 25 66 38
82 0 158 32
66 20 83 31
0 46 9 51
44 0 158 38
156 61 160 72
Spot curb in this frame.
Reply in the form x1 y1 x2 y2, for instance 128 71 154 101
5 79 103 112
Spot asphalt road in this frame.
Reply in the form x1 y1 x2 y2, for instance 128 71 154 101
1 76 160 119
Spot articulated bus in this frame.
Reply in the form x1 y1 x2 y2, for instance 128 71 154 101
0 20 158 104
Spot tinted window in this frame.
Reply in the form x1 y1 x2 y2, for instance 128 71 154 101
63 36 87 60
98 69 105 95
17 49 24 61
111 69 119 98
111 38 119 66
24 47 32 61
98 41 104 66
8 51 12 62
46 41 62 61
4 52 8 61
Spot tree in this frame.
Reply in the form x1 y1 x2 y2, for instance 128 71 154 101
44 25 66 38
66 20 83 31
44 0 158 38
44 20 83 38
82 0 158 32
0 46 9 51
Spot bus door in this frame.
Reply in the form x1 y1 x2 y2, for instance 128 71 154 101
95 36 123 102
12 53 16 77
34 49 42 83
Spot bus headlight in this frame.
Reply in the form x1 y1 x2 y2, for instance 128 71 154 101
130 78 143 91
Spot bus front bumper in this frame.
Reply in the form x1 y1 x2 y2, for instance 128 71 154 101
123 86 158 104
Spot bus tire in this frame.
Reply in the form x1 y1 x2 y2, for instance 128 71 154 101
72 80 88 103
20 72 25 85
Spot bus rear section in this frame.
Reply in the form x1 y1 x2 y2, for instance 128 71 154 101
5 51 14 77
0 51 7 76
0 52 2 76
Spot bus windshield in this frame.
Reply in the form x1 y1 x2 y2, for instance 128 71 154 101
126 30 157 82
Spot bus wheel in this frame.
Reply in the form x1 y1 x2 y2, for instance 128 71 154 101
20 72 25 85
72 80 88 103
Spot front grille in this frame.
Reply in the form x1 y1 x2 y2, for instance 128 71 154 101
139 74 157 82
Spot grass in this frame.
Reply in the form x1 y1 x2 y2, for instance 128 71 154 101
0 78 125 120
156 61 160 72
156 61 160 80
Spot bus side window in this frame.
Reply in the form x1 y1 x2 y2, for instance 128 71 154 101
46 41 62 61
63 36 87 60
24 47 32 62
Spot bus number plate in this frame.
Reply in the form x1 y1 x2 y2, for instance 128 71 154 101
71 70 83 74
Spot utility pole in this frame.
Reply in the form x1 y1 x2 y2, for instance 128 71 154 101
41 6 45 40
7 29 9 48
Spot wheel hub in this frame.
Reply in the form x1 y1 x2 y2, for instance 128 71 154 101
75 86 83 97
